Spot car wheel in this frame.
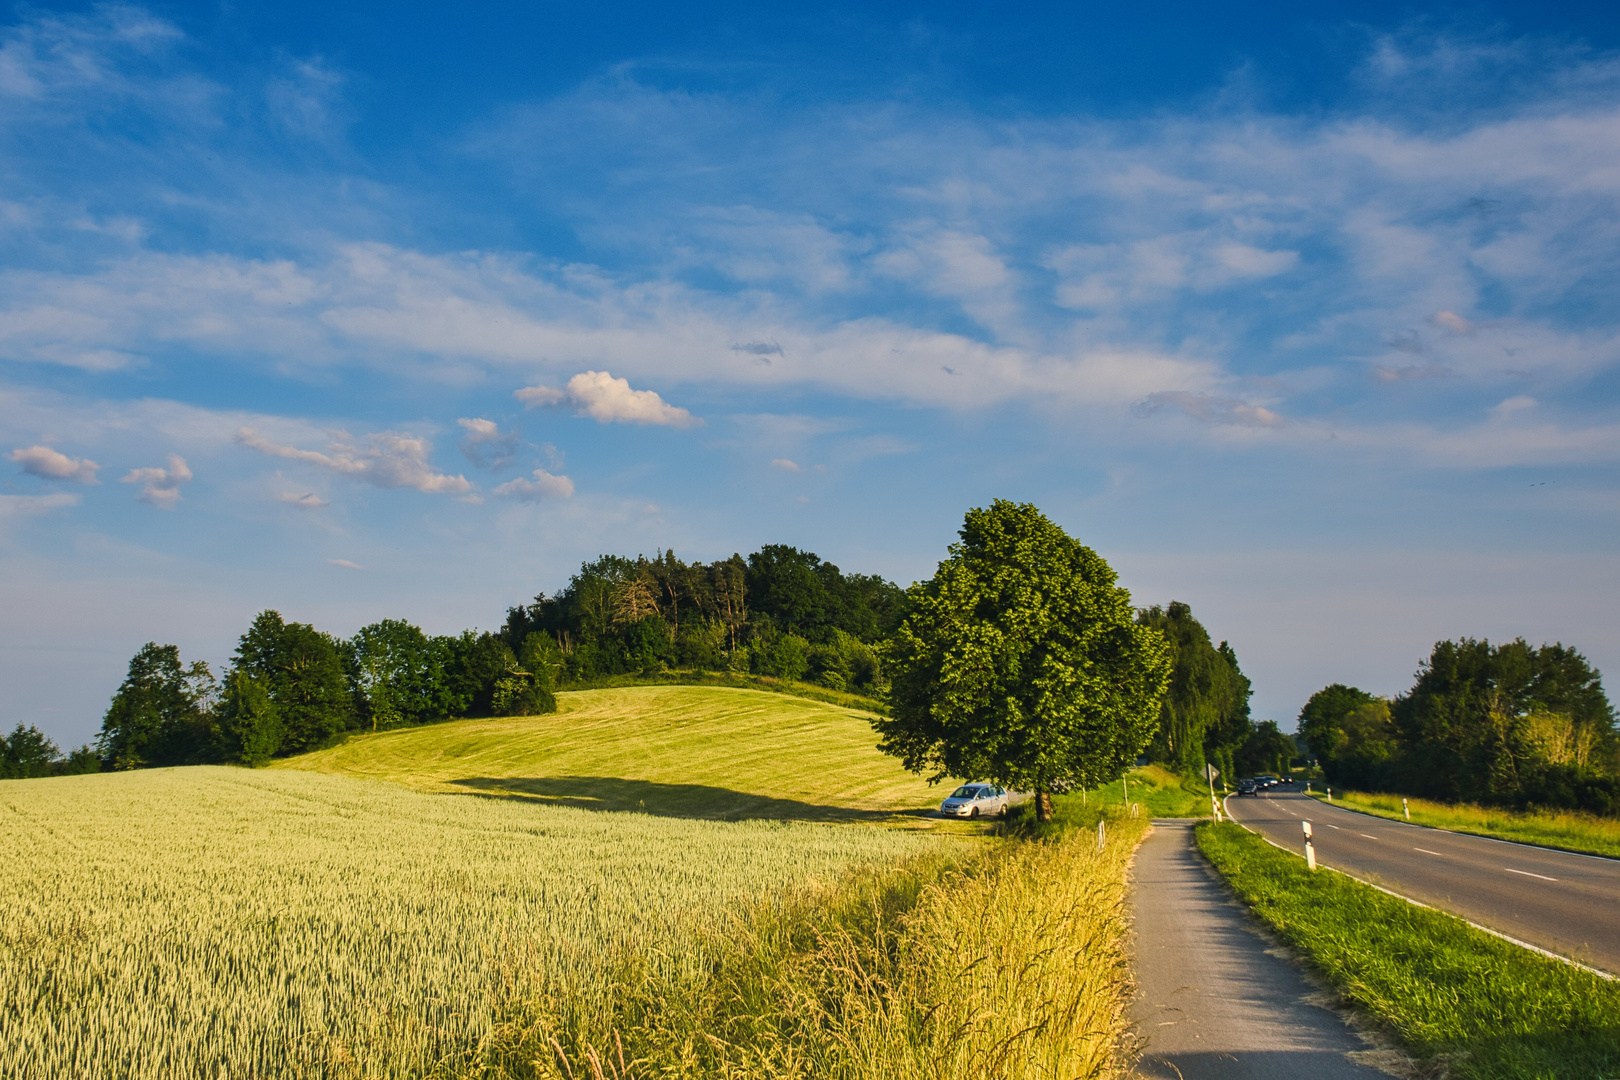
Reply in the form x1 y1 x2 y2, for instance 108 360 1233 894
970 806 980 819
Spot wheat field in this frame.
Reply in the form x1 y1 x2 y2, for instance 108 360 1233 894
0 765 943 1079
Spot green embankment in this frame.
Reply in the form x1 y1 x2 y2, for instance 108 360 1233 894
1197 821 1620 1080
1307 789 1620 860
274 685 944 822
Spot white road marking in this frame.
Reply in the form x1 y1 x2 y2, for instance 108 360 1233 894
1414 848 1443 856
1323 823 1341 829
1504 868 1558 882
1360 833 1378 840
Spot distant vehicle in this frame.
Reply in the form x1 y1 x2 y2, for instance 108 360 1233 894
1237 778 1258 796
1277 775 1294 786
939 783 1009 818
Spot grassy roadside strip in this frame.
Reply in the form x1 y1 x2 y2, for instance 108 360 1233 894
1305 789 1620 860
483 807 1150 1080
1196 821 1620 1080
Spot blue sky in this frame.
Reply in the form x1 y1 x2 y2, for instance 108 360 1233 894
5 0 1620 746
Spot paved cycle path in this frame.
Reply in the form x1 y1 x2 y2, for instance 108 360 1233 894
1129 820 1398 1079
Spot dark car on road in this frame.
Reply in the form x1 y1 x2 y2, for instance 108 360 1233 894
1237 778 1258 796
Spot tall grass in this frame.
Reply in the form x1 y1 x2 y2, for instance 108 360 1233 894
492 806 1150 1080
1308 789 1620 859
1197 821 1620 1080
0 767 942 1079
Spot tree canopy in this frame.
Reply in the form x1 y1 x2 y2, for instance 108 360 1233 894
876 501 1172 821
1136 602 1252 778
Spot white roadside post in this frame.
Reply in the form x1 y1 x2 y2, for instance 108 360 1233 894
1326 786 1332 802
1122 774 1129 805
1097 818 1106 851
1403 798 1411 821
1303 820 1317 871
1207 761 1222 821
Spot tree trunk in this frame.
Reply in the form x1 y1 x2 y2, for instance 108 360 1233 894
1036 788 1053 823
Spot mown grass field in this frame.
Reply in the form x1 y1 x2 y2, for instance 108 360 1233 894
1198 821 1620 1080
0 766 945 1079
1307 788 1620 859
274 685 946 822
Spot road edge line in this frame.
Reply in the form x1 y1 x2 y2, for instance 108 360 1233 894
1297 792 1620 864
1220 794 1616 983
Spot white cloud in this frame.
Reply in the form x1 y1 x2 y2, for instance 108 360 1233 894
1493 395 1537 417
1134 391 1285 428
517 371 698 428
8 444 98 482
0 492 79 517
769 458 800 471
235 427 472 495
457 417 500 440
493 468 575 500
277 491 328 509
121 454 192 508
327 558 363 570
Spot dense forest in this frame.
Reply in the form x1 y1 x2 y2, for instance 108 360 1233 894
1299 638 1620 815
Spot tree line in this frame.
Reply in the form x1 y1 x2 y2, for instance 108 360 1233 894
1299 638 1619 815
36 525 1281 783
85 546 907 770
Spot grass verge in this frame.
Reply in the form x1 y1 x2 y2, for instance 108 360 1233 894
1306 789 1620 860
486 806 1151 1080
1196 820 1620 1080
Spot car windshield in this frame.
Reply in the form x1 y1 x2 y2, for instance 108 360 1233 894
949 785 983 799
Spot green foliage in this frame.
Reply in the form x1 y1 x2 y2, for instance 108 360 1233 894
878 501 1171 817
217 670 282 766
754 632 810 681
0 726 100 779
1136 602 1252 777
97 642 216 769
1198 821 1620 1079
1236 718 1299 777
232 612 354 753
1301 640 1620 813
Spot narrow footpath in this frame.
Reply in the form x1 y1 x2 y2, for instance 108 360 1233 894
1129 820 1397 1080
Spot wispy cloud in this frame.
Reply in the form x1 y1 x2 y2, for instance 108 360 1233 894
235 428 472 495
277 491 328 509
0 492 79 517
493 468 575 500
8 444 98 482
121 454 191 508
456 416 519 469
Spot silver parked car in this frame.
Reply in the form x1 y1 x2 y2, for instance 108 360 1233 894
938 783 1010 818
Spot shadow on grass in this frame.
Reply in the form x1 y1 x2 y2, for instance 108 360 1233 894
447 774 937 823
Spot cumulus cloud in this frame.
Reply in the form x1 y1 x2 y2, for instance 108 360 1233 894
456 416 519 469
8 444 98 483
277 491 328 509
235 427 472 495
121 455 192 508
493 468 575 500
516 371 698 428
1133 392 1285 428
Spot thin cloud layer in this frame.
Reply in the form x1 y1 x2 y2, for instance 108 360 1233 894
517 371 698 428
8 445 99 483
235 428 472 495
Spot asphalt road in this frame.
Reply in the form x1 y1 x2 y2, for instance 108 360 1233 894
1130 820 1397 1079
1224 787 1620 975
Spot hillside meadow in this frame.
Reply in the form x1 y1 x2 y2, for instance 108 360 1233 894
273 684 945 822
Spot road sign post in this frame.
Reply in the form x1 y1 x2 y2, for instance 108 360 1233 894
1303 820 1317 871
1403 797 1410 821
1207 761 1222 821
